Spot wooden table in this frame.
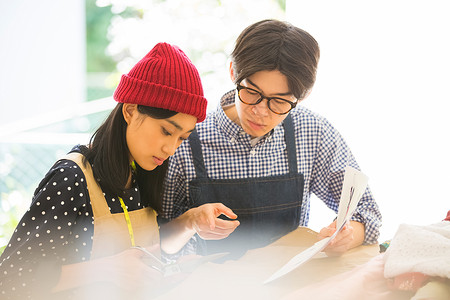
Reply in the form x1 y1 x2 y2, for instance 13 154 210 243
155 227 380 300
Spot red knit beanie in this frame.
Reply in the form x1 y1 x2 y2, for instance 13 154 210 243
113 42 207 122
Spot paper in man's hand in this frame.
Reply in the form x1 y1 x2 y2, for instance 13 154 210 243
263 166 369 284
335 166 369 230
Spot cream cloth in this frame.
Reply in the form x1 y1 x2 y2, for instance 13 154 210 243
383 222 450 279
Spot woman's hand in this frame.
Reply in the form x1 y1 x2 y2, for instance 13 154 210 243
53 247 163 293
318 220 365 256
187 203 240 240
97 247 163 291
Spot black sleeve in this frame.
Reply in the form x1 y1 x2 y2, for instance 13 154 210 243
0 159 91 299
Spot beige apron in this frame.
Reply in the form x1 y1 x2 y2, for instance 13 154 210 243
64 152 160 259
58 153 163 299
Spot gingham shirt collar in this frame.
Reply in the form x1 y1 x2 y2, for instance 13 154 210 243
215 89 283 147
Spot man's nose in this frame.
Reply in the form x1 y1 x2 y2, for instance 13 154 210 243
251 98 270 116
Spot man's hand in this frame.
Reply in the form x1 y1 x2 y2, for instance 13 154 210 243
187 203 240 240
318 220 365 256
160 203 240 254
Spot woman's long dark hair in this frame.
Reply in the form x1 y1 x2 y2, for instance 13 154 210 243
83 103 177 213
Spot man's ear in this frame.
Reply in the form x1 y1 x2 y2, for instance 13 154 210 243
229 61 236 82
122 103 138 125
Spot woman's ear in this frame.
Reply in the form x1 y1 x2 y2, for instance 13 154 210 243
229 61 236 82
122 103 137 125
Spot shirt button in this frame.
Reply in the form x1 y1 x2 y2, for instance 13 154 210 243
250 150 256 156
230 137 236 144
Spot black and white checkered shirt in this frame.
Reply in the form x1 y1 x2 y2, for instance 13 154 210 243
162 90 382 245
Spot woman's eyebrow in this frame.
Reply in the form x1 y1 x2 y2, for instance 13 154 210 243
166 120 195 133
246 78 292 97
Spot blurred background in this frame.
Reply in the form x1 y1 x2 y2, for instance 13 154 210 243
1 0 449 253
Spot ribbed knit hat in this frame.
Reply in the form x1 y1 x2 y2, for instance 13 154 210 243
113 42 207 122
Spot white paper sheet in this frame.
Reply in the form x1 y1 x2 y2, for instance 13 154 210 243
263 166 369 284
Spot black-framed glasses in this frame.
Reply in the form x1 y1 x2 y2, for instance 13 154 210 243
236 84 297 115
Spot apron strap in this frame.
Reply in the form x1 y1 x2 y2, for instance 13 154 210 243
63 152 111 217
189 114 299 178
188 129 209 179
282 114 299 175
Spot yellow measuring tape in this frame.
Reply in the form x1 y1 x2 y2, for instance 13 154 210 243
119 196 135 247
118 161 138 247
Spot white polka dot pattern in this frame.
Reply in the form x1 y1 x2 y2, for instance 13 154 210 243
0 149 144 299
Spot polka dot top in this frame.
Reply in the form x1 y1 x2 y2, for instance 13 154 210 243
0 147 146 299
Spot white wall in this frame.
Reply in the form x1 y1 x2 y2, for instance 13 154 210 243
0 0 85 126
287 0 450 241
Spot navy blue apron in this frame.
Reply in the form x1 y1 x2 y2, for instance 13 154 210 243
188 114 304 259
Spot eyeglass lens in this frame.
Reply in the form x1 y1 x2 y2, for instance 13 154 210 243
238 87 293 114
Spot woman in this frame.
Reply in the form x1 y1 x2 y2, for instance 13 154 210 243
0 42 239 299
162 19 382 259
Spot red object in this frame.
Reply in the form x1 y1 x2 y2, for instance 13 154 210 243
114 42 207 122
445 210 450 221
387 272 429 291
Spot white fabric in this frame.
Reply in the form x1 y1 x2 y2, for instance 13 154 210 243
383 222 450 279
